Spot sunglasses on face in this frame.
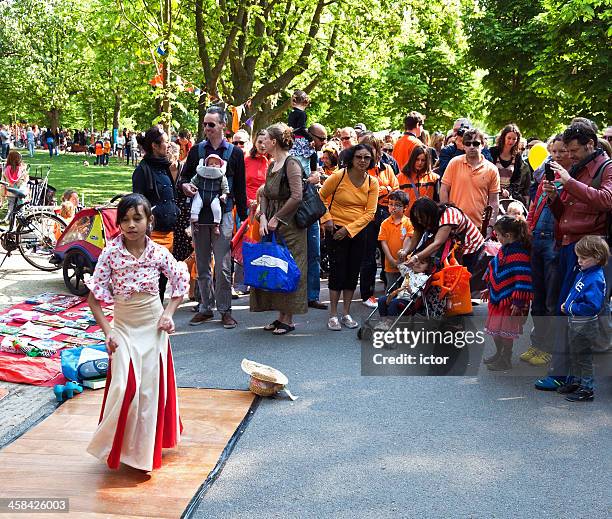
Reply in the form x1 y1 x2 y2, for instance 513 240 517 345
311 134 327 141
604 135 612 142
203 122 217 128
463 141 482 147
233 140 245 145
355 155 372 161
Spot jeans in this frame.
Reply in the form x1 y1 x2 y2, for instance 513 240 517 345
27 142 35 157
192 212 233 315
48 143 54 157
568 318 596 390
529 236 560 352
359 205 389 300
307 220 321 301
377 296 410 316
1 143 9 159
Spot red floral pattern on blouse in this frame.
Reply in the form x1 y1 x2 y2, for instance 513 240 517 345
86 235 189 303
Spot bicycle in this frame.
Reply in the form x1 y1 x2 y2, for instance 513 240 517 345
0 180 66 271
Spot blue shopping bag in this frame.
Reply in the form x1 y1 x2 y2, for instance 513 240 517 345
243 232 301 293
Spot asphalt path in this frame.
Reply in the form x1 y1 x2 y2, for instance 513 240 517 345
1 252 610 518
171 286 612 519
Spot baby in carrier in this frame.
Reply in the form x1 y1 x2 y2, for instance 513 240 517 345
190 154 229 235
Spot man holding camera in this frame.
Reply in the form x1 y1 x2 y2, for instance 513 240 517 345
439 118 493 178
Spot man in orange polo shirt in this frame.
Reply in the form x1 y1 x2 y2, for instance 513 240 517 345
440 128 500 237
392 111 424 171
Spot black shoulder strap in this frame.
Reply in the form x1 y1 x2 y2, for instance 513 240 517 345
328 169 347 213
590 159 612 190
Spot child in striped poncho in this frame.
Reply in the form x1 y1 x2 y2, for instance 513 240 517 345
481 215 533 371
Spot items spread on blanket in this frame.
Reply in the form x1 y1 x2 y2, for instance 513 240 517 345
0 294 111 363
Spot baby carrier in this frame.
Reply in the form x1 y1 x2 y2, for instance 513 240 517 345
195 141 234 224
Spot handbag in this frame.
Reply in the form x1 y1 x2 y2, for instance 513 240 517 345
295 180 327 228
243 231 301 293
281 157 327 228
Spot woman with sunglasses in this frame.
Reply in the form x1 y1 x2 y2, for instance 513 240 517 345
318 144 379 330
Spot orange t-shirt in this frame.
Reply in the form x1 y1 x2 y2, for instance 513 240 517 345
441 156 500 228
103 141 111 153
378 215 414 273
392 133 421 171
368 163 399 207
397 170 440 213
95 142 103 156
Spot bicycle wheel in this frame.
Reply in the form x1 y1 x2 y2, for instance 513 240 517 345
17 212 66 271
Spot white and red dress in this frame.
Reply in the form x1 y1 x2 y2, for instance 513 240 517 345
85 235 189 471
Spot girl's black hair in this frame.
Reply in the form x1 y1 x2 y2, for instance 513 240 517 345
494 215 531 251
116 193 152 225
409 198 458 234
136 126 166 155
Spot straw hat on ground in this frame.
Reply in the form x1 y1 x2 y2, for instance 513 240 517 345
241 358 289 397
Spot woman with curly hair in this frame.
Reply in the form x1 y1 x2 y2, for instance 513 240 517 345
489 123 525 200
250 123 307 335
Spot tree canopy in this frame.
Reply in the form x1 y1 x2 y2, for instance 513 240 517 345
0 0 608 138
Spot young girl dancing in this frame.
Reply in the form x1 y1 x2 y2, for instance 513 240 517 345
481 215 532 371
86 193 189 471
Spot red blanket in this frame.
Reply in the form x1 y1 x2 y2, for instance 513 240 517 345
0 299 110 386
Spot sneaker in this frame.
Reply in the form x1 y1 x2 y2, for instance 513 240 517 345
189 312 214 326
528 350 552 366
557 382 580 394
534 376 566 391
231 288 239 300
328 316 341 331
221 312 237 329
565 388 594 402
519 346 538 362
340 314 359 329
362 297 378 308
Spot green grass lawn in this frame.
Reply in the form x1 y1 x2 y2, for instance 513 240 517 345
5 149 134 210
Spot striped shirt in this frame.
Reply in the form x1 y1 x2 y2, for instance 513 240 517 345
439 206 484 254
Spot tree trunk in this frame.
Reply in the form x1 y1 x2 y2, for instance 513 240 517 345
112 92 121 132
48 108 60 133
197 91 207 141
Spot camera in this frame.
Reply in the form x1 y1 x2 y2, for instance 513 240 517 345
544 162 555 182
456 124 471 137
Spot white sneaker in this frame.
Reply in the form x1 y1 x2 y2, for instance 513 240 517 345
362 296 378 308
340 314 359 329
328 316 341 331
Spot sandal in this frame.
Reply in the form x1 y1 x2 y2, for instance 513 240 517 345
264 320 282 331
272 322 295 335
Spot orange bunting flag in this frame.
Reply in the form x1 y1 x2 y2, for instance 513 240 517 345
149 74 163 88
230 105 240 133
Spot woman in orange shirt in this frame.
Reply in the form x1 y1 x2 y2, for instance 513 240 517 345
358 134 399 307
319 144 379 331
397 145 440 213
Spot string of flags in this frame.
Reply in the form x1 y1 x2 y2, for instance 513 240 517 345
148 41 255 130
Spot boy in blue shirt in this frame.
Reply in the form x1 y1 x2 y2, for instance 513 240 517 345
559 236 609 402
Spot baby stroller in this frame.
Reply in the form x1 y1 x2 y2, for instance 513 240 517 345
52 195 123 295
357 240 469 341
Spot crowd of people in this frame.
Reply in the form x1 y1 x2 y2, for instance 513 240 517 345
3 100 611 407
76 99 611 472
112 95 611 404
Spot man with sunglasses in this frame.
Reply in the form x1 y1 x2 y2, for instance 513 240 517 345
440 127 500 236
438 118 493 178
338 127 358 168
180 106 247 329
305 123 329 309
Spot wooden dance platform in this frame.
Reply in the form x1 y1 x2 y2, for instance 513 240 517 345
0 388 256 518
